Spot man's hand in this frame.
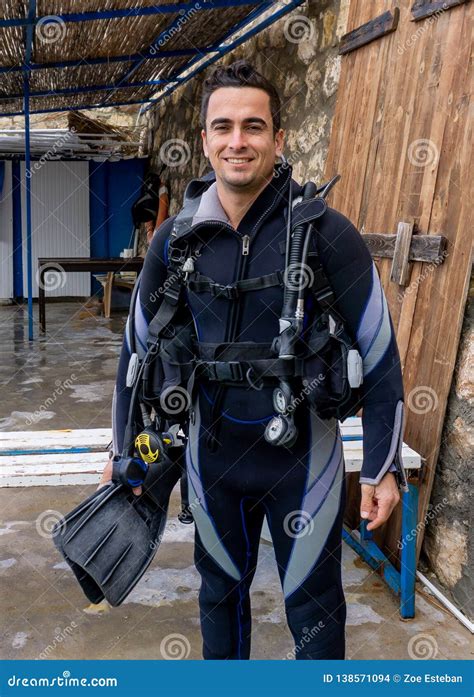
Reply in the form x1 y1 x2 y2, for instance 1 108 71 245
98 457 113 489
97 457 142 496
360 472 400 531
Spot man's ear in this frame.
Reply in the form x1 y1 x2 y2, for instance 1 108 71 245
274 128 285 159
201 129 209 158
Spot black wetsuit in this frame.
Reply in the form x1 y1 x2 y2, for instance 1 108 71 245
112 164 405 659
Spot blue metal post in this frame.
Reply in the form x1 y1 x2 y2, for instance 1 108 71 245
24 79 33 341
24 1 36 340
400 482 418 618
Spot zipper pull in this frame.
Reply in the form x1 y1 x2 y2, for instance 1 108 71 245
242 234 250 256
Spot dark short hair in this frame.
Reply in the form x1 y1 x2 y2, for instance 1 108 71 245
200 59 281 133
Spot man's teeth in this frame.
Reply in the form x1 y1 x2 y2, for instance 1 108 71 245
227 158 252 163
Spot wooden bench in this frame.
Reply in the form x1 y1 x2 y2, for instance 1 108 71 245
0 418 422 618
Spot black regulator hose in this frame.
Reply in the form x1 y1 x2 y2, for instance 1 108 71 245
279 181 317 359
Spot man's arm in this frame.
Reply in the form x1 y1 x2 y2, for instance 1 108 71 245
316 208 404 528
111 216 176 456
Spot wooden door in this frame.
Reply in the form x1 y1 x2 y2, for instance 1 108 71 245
325 0 472 560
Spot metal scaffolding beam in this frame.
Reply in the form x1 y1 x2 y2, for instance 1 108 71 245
0 47 205 74
0 0 266 28
0 78 178 102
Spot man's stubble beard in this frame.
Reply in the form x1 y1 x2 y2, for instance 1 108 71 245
219 165 275 195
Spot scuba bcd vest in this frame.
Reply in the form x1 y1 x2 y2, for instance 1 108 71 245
129 170 364 443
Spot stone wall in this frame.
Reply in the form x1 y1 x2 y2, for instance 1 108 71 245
423 272 473 619
144 0 350 219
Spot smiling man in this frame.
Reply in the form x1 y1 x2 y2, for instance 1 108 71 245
110 60 406 660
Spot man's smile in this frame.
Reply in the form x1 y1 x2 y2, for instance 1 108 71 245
223 157 254 164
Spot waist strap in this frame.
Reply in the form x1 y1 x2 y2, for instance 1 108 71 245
196 357 305 383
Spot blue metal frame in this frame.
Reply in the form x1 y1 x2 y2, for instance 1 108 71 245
101 13 203 106
0 78 177 102
0 47 204 75
141 0 289 115
0 0 267 28
342 482 419 619
0 0 305 117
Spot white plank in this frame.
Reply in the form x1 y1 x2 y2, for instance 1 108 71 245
0 428 111 451
0 422 421 487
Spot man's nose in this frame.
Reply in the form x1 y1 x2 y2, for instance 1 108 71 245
228 128 247 150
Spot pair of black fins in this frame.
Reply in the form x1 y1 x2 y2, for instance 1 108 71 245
53 453 183 607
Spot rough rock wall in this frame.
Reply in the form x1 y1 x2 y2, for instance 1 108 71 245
144 0 350 219
423 272 473 619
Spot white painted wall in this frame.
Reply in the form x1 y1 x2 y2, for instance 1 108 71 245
0 161 13 299
21 161 90 298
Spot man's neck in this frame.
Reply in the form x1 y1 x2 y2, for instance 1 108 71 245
215 174 274 229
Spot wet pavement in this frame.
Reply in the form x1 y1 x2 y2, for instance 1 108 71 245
0 301 123 433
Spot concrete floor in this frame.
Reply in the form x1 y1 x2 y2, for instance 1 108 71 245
0 302 471 660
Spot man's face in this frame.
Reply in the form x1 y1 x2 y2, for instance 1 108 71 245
201 86 284 192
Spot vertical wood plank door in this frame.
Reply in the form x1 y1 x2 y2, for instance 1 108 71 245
325 0 472 562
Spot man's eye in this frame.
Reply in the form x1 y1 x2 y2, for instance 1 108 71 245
247 125 261 131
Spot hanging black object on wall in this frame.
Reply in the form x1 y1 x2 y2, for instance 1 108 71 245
131 171 161 225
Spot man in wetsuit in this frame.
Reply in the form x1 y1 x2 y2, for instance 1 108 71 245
105 60 404 659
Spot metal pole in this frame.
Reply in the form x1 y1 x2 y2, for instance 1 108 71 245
24 75 34 341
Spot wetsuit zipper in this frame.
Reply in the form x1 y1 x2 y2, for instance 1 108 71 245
182 171 291 449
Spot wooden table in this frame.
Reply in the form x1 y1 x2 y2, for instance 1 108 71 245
37 257 144 332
